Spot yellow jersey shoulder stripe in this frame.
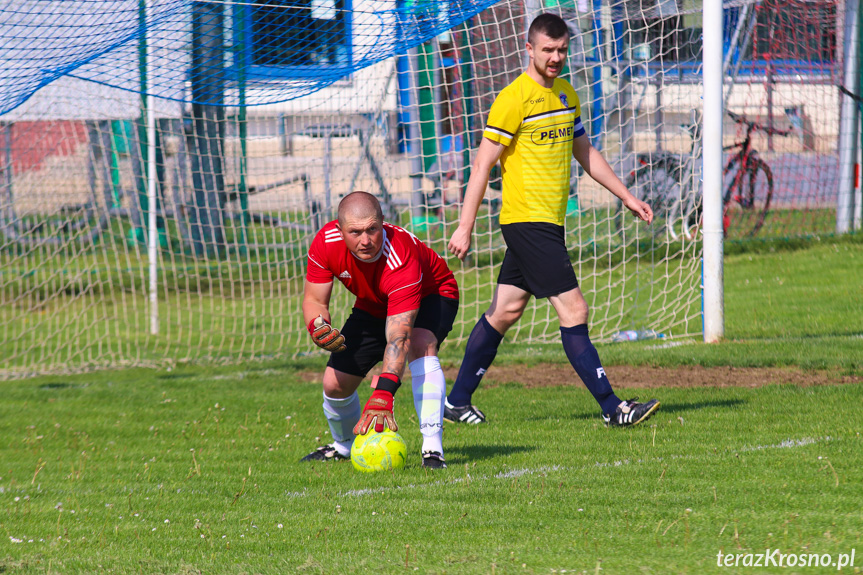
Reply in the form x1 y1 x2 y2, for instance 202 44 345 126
485 125 515 138
522 106 579 125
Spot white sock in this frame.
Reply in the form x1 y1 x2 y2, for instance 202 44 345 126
409 356 445 456
322 392 360 457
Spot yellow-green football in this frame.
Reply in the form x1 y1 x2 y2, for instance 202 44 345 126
351 430 407 472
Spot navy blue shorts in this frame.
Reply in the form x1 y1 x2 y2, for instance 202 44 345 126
498 222 578 298
327 294 459 377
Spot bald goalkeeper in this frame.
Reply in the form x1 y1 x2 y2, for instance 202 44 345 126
301 192 460 469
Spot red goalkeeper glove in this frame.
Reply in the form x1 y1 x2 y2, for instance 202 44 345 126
353 374 400 434
307 315 346 353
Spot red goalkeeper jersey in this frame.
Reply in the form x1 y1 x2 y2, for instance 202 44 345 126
306 221 459 318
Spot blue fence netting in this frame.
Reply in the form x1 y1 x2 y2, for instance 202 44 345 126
0 0 500 115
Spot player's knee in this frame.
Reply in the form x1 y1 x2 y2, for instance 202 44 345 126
485 289 528 331
551 288 590 326
576 300 589 321
408 328 438 361
322 368 361 399
561 301 589 326
492 306 523 330
322 379 346 398
577 300 590 323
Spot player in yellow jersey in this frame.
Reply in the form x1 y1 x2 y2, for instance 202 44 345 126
445 13 661 428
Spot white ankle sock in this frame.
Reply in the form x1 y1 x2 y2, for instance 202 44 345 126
322 392 360 457
409 356 445 455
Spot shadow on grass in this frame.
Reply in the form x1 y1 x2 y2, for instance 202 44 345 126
549 398 747 422
656 398 747 414
155 373 197 380
445 443 536 464
39 382 77 390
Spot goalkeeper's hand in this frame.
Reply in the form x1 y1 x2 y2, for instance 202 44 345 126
353 374 401 434
307 315 346 353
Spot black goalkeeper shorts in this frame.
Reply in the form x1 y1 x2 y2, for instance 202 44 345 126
498 222 579 299
327 294 459 377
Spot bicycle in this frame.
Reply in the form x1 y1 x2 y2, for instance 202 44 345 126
614 110 794 242
721 110 792 238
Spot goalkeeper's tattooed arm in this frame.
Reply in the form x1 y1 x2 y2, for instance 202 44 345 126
381 308 418 379
353 308 418 434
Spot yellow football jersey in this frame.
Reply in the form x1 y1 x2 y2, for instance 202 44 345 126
483 73 585 225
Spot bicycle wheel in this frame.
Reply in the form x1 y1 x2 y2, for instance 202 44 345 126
615 163 678 242
723 158 773 238
679 183 703 241
744 159 773 236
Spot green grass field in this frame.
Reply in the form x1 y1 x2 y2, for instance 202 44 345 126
1 239 861 574
2 368 862 574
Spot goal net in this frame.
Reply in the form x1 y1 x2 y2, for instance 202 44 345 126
0 0 844 376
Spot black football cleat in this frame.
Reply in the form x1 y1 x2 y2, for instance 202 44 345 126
444 400 486 424
602 398 660 427
421 451 447 469
300 444 349 462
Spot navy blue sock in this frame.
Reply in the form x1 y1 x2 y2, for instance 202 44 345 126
560 324 621 415
447 315 504 407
